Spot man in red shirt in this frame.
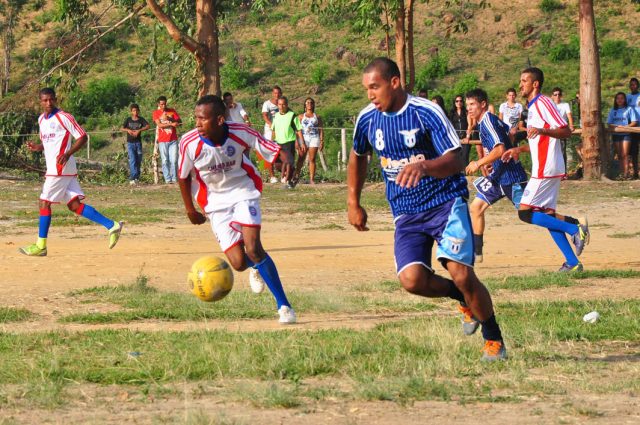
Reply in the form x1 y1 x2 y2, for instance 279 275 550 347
152 96 182 184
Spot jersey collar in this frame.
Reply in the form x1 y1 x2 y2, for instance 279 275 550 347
45 108 59 119
381 94 410 117
199 124 229 147
527 94 542 108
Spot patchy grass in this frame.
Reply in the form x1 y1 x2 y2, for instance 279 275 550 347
0 307 35 323
608 231 640 239
485 269 640 291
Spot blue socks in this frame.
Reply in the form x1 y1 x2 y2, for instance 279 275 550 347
530 212 580 266
75 204 114 230
254 254 291 308
38 208 51 239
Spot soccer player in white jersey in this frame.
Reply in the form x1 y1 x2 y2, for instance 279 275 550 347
178 95 296 324
502 68 589 272
348 58 506 361
19 88 123 257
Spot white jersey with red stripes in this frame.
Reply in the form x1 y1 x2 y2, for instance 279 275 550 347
38 109 87 176
526 94 568 178
178 122 281 213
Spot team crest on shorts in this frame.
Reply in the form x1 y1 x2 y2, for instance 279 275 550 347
226 145 236 157
446 236 464 254
249 206 257 216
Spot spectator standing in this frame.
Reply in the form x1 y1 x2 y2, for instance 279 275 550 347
297 98 324 185
607 92 638 179
551 87 575 169
262 86 282 183
431 95 447 115
417 88 429 99
627 78 640 179
223 92 251 125
152 96 182 184
271 96 306 188
498 88 523 130
121 103 150 185
449 95 471 162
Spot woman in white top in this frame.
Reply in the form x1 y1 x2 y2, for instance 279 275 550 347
607 92 638 179
296 98 324 184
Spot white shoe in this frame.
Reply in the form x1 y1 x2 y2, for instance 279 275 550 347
129 180 136 186
249 268 265 294
281 177 287 184
269 177 278 184
278 306 297 324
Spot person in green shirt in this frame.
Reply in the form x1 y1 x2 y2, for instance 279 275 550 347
271 96 306 188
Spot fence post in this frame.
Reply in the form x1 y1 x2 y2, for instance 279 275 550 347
341 128 347 170
87 133 91 160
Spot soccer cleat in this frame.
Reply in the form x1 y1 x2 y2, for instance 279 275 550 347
458 304 480 336
248 268 265 294
278 305 297 324
269 176 278 184
108 221 124 249
18 244 47 257
558 262 584 273
571 217 590 256
481 340 507 362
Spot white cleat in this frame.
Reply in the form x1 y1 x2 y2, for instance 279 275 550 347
249 268 266 294
278 306 297 324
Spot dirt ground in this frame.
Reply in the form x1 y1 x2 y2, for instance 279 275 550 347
1 180 639 424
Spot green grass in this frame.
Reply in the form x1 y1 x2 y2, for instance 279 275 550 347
0 307 35 323
485 269 640 291
608 231 640 239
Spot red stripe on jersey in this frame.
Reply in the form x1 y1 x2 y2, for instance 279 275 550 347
60 111 86 136
194 169 209 211
241 159 263 192
194 140 204 159
537 123 551 178
227 123 280 152
56 132 70 175
228 133 250 150
538 96 566 127
178 136 200 176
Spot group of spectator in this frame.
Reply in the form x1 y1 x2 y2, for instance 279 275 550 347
607 77 639 180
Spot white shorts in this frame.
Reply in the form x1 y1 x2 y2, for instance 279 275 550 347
40 176 85 204
263 127 273 141
302 135 321 148
520 177 561 211
208 199 262 252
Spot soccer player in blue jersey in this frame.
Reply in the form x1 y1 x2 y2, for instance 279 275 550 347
464 89 529 263
347 58 506 361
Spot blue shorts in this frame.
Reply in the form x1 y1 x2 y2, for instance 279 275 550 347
473 176 525 208
394 197 474 274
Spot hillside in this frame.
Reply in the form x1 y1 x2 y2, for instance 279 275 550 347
1 0 639 168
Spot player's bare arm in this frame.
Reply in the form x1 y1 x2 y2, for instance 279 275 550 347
466 144 505 175
346 150 369 231
26 140 44 152
178 176 206 225
262 112 272 128
57 135 87 165
527 125 571 140
295 130 307 155
502 144 530 162
396 149 465 188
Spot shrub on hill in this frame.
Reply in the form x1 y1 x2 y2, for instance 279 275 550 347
65 76 135 121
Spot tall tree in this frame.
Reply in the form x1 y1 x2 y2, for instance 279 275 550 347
578 0 603 179
0 0 28 97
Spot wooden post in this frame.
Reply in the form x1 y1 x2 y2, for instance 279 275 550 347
341 128 347 170
153 127 159 184
86 133 91 160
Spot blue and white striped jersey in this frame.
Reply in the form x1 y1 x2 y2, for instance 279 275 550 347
478 112 528 185
353 95 468 217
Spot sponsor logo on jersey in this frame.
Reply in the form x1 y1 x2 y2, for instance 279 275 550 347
379 153 426 181
208 160 236 174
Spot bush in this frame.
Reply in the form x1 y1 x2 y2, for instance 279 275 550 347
539 0 563 13
453 74 479 99
414 54 449 91
310 63 330 86
600 39 629 59
220 53 252 90
548 35 579 62
65 76 135 121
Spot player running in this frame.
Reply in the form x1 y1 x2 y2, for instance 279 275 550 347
178 95 296 324
464 89 528 263
347 58 506 361
19 88 123 257
502 68 589 272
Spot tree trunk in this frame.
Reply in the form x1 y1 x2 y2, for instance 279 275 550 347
394 1 406 89
384 8 391 58
196 0 220 97
579 0 603 179
1 11 14 97
405 0 415 92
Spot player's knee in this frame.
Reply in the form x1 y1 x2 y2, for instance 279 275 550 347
244 245 264 265
518 209 533 223
226 255 247 272
398 267 427 294
69 201 83 214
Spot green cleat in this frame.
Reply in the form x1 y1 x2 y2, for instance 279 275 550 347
19 244 47 257
108 221 124 249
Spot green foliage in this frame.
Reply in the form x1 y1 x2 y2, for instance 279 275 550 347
548 35 580 62
310 63 330 86
452 73 479 97
65 76 135 119
600 39 633 63
539 32 554 50
220 53 253 90
539 0 563 13
414 54 449 90
0 111 38 168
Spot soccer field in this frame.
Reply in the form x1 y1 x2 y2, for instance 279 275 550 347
0 178 639 424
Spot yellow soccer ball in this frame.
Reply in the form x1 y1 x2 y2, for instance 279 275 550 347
188 256 234 302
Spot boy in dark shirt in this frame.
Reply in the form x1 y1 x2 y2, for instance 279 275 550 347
121 103 150 185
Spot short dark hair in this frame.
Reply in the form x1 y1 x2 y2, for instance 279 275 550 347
552 87 563 95
522 67 544 88
39 87 56 98
272 85 282 92
196 95 226 116
157 95 167 102
364 57 401 81
506 88 516 95
130 103 140 110
418 88 428 96
630 77 639 85
613 92 628 109
466 88 489 105
222 92 232 99
277 95 288 104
